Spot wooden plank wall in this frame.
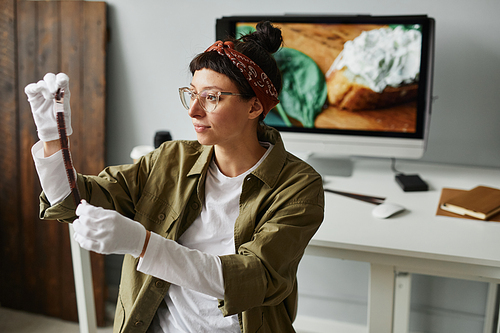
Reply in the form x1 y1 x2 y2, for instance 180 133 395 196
0 0 107 326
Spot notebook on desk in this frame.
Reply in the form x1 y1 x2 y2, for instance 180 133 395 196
437 187 500 222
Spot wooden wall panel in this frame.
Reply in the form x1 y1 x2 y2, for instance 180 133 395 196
0 0 107 326
61 1 83 167
81 2 106 177
0 0 22 311
16 1 38 314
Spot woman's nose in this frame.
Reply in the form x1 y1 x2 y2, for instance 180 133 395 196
188 97 205 118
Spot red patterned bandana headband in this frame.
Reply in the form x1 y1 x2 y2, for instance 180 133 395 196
205 41 279 117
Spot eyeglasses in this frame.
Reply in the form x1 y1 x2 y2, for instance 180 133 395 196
178 87 248 113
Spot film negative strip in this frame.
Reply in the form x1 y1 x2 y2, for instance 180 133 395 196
55 88 81 206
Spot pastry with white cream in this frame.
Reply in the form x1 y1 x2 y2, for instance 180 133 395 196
326 25 421 111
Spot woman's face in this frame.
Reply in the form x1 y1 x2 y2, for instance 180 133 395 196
188 68 259 148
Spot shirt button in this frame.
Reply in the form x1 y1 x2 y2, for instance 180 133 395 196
134 320 143 327
155 280 165 288
192 202 199 210
158 213 165 221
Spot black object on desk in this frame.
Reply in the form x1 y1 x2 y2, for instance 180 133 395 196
395 174 429 192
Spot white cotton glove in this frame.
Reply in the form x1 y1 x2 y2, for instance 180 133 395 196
73 200 147 258
24 72 72 142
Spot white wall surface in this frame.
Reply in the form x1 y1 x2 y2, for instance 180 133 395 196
92 1 500 332
98 0 500 169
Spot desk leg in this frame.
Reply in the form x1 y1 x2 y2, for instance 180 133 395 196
69 224 98 333
484 283 498 333
368 264 395 333
393 272 411 333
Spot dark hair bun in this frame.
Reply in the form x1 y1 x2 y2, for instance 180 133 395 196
241 21 283 54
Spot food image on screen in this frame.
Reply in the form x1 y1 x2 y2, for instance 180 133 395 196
236 22 423 133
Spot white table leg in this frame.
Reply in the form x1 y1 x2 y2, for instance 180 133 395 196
393 272 412 333
368 263 395 333
69 224 97 333
484 283 498 333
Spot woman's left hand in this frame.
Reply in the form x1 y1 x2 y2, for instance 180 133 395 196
73 200 147 258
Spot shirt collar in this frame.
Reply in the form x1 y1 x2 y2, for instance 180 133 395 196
251 125 287 189
187 143 213 178
187 125 287 189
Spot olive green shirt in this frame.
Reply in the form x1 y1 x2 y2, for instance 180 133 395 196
40 126 324 333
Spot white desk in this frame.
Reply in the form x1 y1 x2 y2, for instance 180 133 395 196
309 158 500 333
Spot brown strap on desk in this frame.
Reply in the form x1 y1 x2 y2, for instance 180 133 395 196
324 188 385 205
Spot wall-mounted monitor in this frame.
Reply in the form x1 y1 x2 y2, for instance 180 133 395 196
216 15 435 175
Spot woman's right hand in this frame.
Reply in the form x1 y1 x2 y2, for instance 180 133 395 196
24 73 72 143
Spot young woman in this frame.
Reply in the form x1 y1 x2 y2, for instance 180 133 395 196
27 21 324 333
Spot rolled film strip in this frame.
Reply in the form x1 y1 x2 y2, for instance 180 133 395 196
55 88 81 206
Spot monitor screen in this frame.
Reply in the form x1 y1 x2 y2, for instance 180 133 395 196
216 15 435 167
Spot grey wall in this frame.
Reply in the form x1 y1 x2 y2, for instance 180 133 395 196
100 0 500 169
93 1 500 332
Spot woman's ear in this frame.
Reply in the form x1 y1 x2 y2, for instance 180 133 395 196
248 97 264 120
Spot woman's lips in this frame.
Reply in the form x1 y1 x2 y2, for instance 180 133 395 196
193 124 210 133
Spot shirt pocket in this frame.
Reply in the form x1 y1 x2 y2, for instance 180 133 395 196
134 190 178 236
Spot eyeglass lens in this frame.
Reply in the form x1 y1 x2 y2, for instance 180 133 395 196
181 89 219 112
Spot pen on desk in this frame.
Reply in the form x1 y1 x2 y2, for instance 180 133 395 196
324 188 385 205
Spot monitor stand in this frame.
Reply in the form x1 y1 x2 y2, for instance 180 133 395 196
290 151 354 177
306 156 353 178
